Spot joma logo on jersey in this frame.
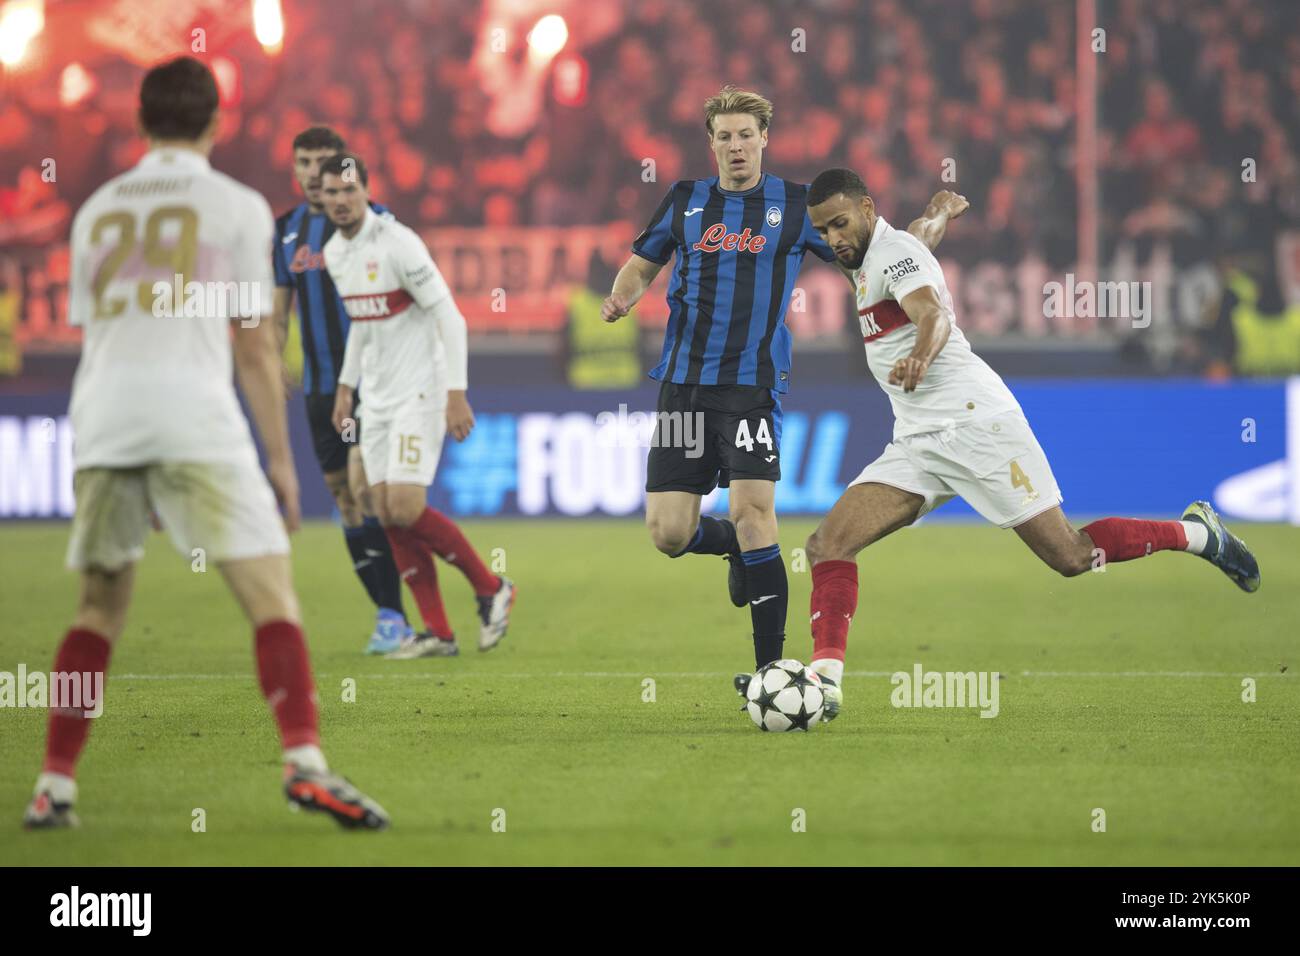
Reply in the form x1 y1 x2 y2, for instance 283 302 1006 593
289 245 325 273
693 223 767 254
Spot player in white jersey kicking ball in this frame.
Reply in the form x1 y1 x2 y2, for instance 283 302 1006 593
796 168 1260 720
23 57 386 829
321 153 515 658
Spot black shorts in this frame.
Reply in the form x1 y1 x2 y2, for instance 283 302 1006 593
304 392 357 475
645 382 783 495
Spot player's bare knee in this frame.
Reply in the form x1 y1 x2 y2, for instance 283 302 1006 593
385 497 424 529
805 529 825 565
805 529 832 565
806 527 857 565
731 505 775 551
646 515 692 556
1050 547 1092 577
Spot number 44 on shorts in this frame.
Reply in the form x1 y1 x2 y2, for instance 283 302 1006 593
735 419 774 453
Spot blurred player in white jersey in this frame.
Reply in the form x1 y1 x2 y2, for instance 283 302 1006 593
320 153 515 659
23 57 387 830
800 169 1259 719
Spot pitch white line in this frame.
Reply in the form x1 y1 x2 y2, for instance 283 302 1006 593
110 670 1292 680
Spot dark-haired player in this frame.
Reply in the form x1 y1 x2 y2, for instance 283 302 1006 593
25 57 387 829
272 126 412 655
801 167 1260 718
321 153 516 658
602 87 960 709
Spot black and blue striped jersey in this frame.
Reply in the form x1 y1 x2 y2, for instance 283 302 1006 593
632 174 836 393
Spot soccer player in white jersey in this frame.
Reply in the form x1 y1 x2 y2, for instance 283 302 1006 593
22 58 387 829
320 153 515 659
800 168 1260 719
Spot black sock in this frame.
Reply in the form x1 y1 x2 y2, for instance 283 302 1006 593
674 516 739 557
340 522 379 606
362 516 407 620
743 544 786 667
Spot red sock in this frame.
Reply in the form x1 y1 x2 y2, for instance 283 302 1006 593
385 526 453 638
408 507 499 596
254 620 320 749
810 560 858 663
1081 518 1187 563
42 628 112 777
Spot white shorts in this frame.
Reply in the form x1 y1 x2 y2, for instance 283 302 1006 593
65 457 290 571
360 395 447 486
850 410 1063 528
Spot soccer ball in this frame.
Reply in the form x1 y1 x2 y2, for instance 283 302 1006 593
745 659 825 731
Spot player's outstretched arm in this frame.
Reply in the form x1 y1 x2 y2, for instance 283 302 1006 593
602 254 664 323
232 315 301 530
889 286 951 393
907 190 970 252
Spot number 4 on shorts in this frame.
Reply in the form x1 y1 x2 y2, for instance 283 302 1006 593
1010 459 1035 494
735 419 773 452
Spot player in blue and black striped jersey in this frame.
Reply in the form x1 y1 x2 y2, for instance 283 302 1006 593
272 126 411 655
602 87 955 703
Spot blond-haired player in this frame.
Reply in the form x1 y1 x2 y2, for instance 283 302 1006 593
602 87 965 709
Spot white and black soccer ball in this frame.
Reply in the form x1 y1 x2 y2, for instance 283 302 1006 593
745 659 825 732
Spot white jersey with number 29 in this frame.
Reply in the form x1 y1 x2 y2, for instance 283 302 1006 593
66 148 275 467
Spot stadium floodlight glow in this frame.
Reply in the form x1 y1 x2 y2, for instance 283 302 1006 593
0 0 44 68
252 0 284 55
59 62 96 108
527 14 568 62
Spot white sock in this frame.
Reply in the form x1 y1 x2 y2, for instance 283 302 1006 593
35 772 77 803
284 745 327 774
811 658 844 685
1180 520 1210 554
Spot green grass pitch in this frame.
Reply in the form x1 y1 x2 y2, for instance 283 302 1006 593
1 518 1297 866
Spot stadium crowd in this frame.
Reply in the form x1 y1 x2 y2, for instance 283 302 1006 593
1 0 1297 371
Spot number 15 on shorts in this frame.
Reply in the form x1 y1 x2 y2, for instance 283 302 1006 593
399 435 422 465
